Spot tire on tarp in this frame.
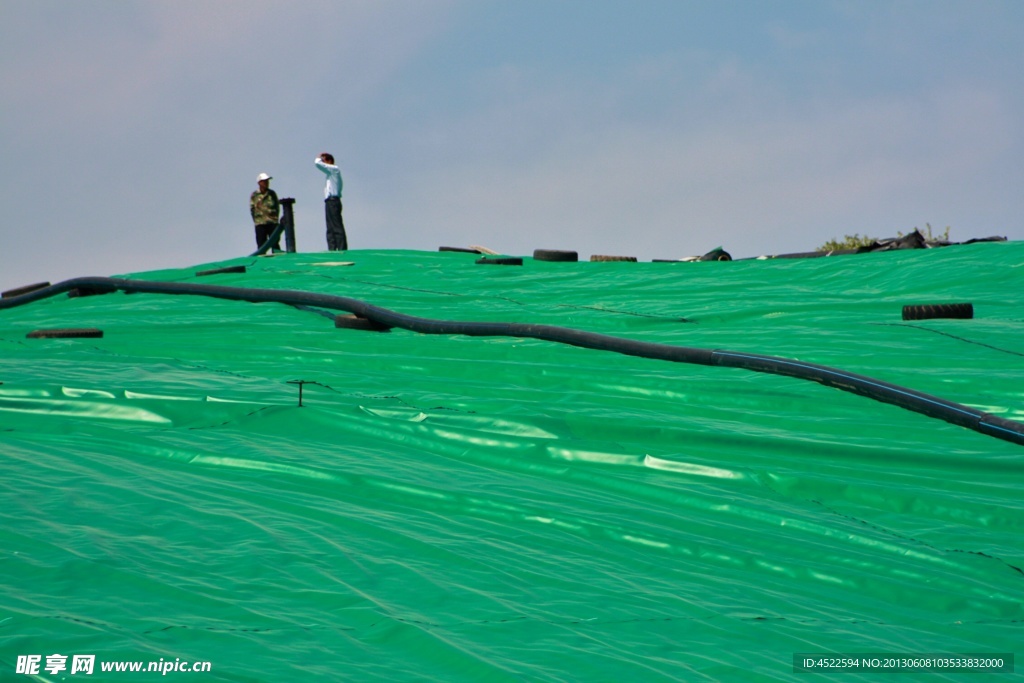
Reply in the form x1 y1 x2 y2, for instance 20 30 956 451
68 284 118 299
334 314 392 332
699 248 732 262
533 249 578 262
196 266 247 277
476 257 523 266
439 246 482 254
27 328 104 339
902 303 973 321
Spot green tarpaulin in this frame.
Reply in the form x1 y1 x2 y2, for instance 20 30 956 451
2 243 1021 680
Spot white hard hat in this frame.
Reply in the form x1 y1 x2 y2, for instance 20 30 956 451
257 172 272 182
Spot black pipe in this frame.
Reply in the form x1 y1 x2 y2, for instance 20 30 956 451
280 198 296 253
2 276 1021 447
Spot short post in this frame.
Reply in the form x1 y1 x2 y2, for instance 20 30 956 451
280 198 297 253
287 379 308 407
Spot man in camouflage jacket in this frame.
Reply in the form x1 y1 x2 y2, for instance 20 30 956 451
250 172 281 253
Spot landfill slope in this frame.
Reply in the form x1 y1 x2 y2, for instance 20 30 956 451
1 243 1022 681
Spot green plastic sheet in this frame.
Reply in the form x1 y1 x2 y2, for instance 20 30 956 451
1 243 1022 681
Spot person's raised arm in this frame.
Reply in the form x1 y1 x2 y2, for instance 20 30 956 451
314 154 335 174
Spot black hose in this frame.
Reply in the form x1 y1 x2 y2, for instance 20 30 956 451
251 223 286 256
3 276 1022 447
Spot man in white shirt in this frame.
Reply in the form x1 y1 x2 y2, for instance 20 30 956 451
314 152 347 250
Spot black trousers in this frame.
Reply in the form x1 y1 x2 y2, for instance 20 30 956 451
255 222 281 253
325 196 348 251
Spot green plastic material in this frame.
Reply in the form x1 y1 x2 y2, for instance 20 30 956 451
2 243 1022 681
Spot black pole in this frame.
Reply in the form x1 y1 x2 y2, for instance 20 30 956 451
280 198 297 253
287 379 306 407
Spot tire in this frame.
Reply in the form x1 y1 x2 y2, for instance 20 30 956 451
439 246 481 254
902 303 973 321
68 284 118 298
533 249 578 262
196 265 247 276
27 328 104 339
698 248 732 262
334 314 391 331
476 257 523 266
590 255 637 262
2 282 50 298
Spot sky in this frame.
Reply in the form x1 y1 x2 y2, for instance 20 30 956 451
2 0 1022 291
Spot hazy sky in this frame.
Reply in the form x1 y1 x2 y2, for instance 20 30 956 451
2 0 1022 291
